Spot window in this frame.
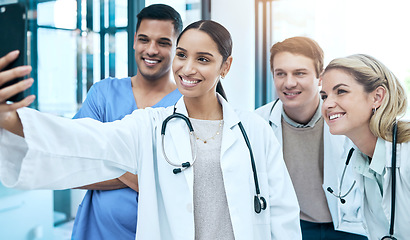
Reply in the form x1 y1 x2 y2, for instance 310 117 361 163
256 0 410 119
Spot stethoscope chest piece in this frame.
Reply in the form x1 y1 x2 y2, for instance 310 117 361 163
381 236 397 240
254 195 267 213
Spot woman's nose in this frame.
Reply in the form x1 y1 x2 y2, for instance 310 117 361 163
322 95 336 109
181 59 197 75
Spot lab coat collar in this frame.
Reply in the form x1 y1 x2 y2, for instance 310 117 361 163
173 96 189 116
352 138 389 178
370 138 386 175
384 137 401 168
268 99 283 128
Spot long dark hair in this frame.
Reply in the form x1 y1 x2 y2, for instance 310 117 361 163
177 20 232 101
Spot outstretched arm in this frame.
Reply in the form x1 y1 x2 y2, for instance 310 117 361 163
0 51 35 136
71 79 139 192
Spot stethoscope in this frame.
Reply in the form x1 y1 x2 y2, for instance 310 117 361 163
327 123 398 240
326 147 356 204
161 106 267 214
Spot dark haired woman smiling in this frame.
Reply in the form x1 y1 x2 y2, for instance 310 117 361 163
0 20 301 239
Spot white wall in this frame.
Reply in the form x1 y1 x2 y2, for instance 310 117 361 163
211 0 255 111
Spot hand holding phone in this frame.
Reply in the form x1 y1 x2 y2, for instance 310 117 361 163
0 51 35 126
0 3 29 102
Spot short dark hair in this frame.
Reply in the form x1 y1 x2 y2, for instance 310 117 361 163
270 36 324 78
136 4 183 36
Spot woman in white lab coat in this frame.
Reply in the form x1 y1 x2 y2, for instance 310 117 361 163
0 20 301 240
320 54 410 240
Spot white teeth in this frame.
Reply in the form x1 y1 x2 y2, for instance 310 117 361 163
284 92 299 96
329 113 344 120
182 78 199 84
145 59 159 64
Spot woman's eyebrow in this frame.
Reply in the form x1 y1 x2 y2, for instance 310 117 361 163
197 52 213 57
332 83 348 90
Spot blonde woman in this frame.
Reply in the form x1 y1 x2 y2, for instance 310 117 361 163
320 54 410 240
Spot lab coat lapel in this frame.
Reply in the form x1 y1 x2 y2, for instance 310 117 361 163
167 98 195 196
269 100 283 145
218 95 255 239
219 95 241 160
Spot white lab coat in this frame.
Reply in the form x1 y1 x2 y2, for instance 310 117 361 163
0 95 302 240
255 100 367 236
352 138 410 240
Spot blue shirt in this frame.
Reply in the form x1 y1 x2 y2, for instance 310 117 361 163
71 77 181 239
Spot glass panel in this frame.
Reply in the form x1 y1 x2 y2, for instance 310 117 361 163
38 28 78 117
115 0 127 27
37 1 55 26
115 31 128 78
104 0 109 28
104 33 110 77
145 0 201 28
185 0 201 26
92 32 101 83
93 0 100 32
38 0 77 29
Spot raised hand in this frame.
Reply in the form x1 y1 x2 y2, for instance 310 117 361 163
0 50 35 135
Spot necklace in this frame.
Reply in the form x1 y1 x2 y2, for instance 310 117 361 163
194 120 223 143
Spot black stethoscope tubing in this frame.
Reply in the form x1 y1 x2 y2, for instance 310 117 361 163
237 121 267 214
161 106 267 214
382 122 397 240
268 99 280 127
161 108 197 174
326 147 357 204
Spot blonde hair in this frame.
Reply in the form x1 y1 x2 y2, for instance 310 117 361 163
323 54 410 143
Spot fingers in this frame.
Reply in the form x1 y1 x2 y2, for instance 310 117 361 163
0 78 34 102
0 51 31 88
0 65 32 87
0 95 35 113
0 51 20 70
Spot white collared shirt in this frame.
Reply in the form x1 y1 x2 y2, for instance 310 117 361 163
352 138 410 240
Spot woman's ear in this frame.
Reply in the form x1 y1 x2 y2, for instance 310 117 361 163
221 56 233 78
373 86 386 108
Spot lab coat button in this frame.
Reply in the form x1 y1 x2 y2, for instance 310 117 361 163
186 203 192 213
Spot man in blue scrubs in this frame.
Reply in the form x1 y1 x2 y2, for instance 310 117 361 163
71 4 182 239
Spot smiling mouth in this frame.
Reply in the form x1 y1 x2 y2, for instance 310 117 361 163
143 58 160 64
284 92 301 96
329 113 345 120
180 76 201 85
